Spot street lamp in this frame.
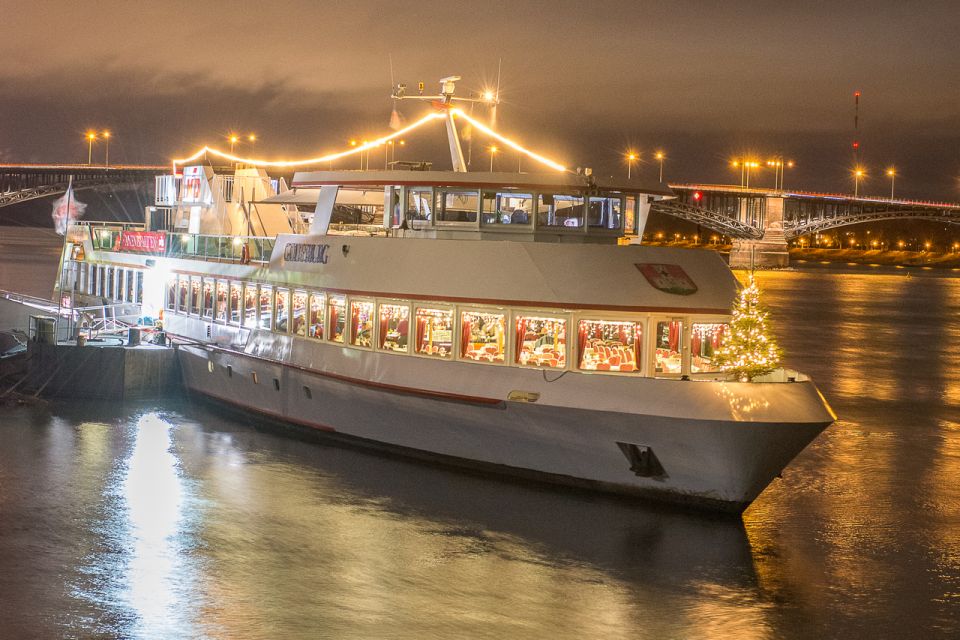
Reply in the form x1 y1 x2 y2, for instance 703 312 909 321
229 134 239 154
654 151 665 183
626 152 638 180
853 167 865 197
102 130 111 166
886 167 896 199
85 131 97 165
489 145 498 172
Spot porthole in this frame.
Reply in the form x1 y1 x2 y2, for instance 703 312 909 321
303 385 312 399
273 378 280 391
251 371 259 384
226 365 233 378
207 361 214 373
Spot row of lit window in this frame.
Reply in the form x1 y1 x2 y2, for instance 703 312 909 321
166 275 729 376
76 262 144 304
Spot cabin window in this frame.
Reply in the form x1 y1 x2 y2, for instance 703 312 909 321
655 320 683 375
258 285 273 329
104 267 113 298
588 196 623 230
229 282 242 324
327 295 346 343
578 320 642 373
350 300 374 347
691 323 728 373
415 307 453 359
537 194 584 228
405 187 432 222
308 292 325 339
461 310 506 363
93 265 102 297
436 189 479 223
481 192 533 225
190 277 201 315
386 187 403 228
166 275 177 311
515 315 567 368
201 278 214 319
177 276 189 313
274 287 290 333
378 303 410 353
126 270 135 302
135 271 143 303
292 290 308 337
242 283 257 327
624 196 638 235
215 280 228 322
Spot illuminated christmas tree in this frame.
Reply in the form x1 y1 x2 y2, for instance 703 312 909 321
713 273 782 381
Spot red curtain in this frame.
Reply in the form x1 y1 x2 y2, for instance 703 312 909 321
329 305 339 340
634 324 643 366
668 322 679 351
460 315 472 357
515 318 527 362
378 310 389 348
691 330 701 356
416 315 427 353
577 322 589 365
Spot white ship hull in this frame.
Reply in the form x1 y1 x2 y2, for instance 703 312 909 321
176 331 832 513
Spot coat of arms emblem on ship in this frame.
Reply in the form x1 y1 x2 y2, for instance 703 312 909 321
635 263 698 295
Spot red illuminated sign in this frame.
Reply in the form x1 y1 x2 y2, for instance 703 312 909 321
119 231 166 253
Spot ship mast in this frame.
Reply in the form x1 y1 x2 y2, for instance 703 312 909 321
391 75 498 172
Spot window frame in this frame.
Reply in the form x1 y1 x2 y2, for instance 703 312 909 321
457 305 510 366
513 310 571 370
411 304 456 360
376 300 412 355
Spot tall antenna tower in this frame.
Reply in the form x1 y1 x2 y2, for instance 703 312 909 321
852 90 861 165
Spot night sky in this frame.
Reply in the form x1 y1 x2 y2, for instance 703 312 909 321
2 0 958 199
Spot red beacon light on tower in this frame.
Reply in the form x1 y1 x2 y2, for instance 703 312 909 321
693 191 702 201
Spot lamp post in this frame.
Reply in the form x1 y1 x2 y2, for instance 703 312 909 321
85 132 97 165
626 152 638 180
654 151 665 183
229 134 239 155
886 168 896 199
102 130 111 166
489 146 498 172
854 168 865 197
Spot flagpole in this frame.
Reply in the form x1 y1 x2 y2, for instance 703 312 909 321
55 176 75 341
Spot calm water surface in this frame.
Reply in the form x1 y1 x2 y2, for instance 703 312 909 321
1 227 959 638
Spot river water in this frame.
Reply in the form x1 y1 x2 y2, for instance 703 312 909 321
1 226 959 639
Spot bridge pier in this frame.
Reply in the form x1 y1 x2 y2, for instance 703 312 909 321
728 196 789 268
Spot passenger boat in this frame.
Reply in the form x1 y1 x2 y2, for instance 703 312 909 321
57 77 834 512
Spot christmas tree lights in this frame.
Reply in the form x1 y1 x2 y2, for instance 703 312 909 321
713 273 782 381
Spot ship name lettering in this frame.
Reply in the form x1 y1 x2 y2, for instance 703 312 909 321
284 243 330 264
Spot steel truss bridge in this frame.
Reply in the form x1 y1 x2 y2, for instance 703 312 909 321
0 164 166 209
655 184 960 240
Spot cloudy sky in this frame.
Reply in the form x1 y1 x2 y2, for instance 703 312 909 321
1 0 957 197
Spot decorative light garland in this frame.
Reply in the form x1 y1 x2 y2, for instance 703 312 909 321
171 109 569 173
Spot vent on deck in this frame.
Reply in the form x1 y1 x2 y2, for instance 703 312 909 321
616 442 666 478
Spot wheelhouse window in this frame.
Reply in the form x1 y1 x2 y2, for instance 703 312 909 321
578 320 642 372
258 285 273 329
274 287 290 333
415 307 453 359
327 295 345 343
166 275 177 311
190 277 201 315
405 187 432 223
461 310 506 363
588 196 623 230
624 195 638 235
215 280 228 322
436 189 479 223
242 283 257 327
537 194 584 228
308 292 325 339
691 323 728 373
515 315 567 368
482 192 533 225
104 267 113 298
378 303 410 353
292 290 308 337
655 320 683 375
201 279 214 319
126 270 135 302
350 300 374 347
229 282 242 324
